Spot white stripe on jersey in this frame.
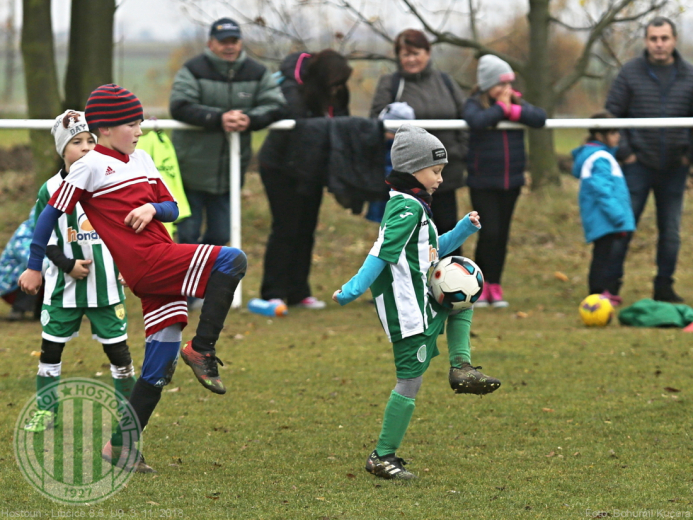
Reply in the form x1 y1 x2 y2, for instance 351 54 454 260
55 182 76 212
92 178 149 198
181 244 213 297
374 294 391 339
143 300 188 322
181 245 205 296
391 246 424 338
190 245 214 296
145 310 188 329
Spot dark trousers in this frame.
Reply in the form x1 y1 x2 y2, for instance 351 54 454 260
590 233 630 295
432 189 461 257
260 166 324 304
612 161 688 287
469 187 521 284
177 189 231 246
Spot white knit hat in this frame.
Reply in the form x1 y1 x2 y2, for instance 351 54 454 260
51 110 96 156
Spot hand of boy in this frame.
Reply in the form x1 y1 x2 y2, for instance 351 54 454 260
332 290 342 303
118 273 129 288
468 211 480 227
69 259 92 280
124 203 157 234
18 269 42 295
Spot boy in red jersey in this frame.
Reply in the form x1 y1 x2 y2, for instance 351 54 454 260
18 84 247 472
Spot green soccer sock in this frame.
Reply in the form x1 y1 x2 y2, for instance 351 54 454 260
375 391 416 457
113 375 136 401
36 374 60 412
447 308 473 368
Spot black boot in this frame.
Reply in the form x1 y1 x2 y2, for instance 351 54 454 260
654 278 684 303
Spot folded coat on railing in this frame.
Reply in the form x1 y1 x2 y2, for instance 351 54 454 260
261 116 388 209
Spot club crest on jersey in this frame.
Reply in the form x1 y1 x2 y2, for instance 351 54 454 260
67 213 101 243
105 166 115 176
115 304 126 320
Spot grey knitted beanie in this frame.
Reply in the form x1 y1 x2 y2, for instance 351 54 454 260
391 123 448 174
477 54 515 92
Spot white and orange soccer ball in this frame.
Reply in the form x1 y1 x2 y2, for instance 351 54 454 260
428 256 484 310
579 294 614 326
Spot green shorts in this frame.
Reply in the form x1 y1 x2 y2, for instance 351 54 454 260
40 302 128 344
392 311 448 379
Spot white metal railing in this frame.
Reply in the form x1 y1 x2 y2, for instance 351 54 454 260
3 117 692 308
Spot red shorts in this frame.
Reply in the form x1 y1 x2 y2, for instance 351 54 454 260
131 243 221 336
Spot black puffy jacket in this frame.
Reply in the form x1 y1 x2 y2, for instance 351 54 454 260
463 93 546 190
259 52 349 173
605 50 693 172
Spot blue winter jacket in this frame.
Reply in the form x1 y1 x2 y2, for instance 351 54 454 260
571 141 636 243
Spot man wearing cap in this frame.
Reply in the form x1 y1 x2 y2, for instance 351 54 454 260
170 18 285 248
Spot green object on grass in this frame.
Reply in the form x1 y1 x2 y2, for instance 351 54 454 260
618 298 693 328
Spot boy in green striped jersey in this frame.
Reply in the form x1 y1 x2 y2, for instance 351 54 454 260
24 110 136 433
333 124 500 480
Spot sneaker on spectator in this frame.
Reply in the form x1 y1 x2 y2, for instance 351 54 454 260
489 284 509 308
474 284 490 308
294 296 326 310
600 290 623 307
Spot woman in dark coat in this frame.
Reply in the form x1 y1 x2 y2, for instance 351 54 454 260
463 55 546 307
370 29 468 255
258 50 352 309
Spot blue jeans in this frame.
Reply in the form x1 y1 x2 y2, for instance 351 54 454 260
613 161 688 286
176 189 230 246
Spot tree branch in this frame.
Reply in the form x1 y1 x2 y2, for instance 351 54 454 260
553 0 660 98
398 0 525 72
332 0 394 44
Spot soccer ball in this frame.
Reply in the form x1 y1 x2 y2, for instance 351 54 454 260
428 256 484 310
579 294 614 326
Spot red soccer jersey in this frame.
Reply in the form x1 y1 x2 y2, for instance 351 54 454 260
48 145 177 289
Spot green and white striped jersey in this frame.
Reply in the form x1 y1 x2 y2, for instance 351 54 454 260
369 192 443 342
36 172 125 308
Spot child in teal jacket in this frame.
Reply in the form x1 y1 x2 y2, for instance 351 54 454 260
571 114 635 305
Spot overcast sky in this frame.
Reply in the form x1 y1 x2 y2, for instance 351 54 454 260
2 0 692 44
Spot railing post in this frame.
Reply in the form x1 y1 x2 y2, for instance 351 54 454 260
230 131 242 309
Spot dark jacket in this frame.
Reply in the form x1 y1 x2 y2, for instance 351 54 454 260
370 62 468 192
259 52 350 174
605 50 693 172
169 49 285 193
463 93 546 190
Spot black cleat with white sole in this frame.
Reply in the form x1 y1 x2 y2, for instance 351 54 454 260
365 450 417 480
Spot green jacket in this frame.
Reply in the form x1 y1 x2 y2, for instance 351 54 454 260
170 49 285 194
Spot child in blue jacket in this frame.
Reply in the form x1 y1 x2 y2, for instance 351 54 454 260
571 113 636 306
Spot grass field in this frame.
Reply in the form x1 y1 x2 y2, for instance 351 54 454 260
1 156 693 518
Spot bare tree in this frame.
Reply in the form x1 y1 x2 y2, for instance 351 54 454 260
21 0 116 183
3 0 17 104
64 0 116 111
178 0 673 188
21 0 62 182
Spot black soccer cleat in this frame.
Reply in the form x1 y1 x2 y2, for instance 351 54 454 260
365 450 417 480
449 363 501 395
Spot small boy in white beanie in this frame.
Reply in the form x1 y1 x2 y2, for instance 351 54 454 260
23 110 136 433
333 123 501 480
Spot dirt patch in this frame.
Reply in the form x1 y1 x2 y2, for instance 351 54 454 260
0 145 33 173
